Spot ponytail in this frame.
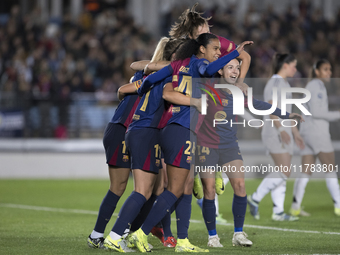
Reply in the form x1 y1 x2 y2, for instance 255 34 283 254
169 3 211 39
311 59 330 78
272 53 296 74
151 37 170 62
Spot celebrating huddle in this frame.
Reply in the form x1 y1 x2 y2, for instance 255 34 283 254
86 3 340 253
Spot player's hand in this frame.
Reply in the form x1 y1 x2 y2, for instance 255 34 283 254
191 98 204 113
294 133 305 150
236 82 249 96
236 41 254 54
280 130 291 145
289 113 304 122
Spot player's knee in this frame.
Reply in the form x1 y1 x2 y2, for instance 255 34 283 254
167 186 184 198
153 183 164 196
186 177 194 187
233 180 246 196
134 187 152 200
109 180 128 196
203 186 215 200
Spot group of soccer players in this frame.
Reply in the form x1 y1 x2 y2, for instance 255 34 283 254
86 3 340 253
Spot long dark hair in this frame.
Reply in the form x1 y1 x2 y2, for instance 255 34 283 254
272 53 296 74
174 33 217 61
169 3 211 39
163 38 187 61
311 59 330 78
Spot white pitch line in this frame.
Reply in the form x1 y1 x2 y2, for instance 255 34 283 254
192 220 340 235
0 203 118 216
1 203 340 236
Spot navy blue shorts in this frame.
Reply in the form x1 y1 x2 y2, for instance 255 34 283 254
125 128 161 174
103 123 130 168
196 146 243 166
160 124 196 170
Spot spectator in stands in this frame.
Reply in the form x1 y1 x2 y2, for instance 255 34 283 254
0 2 340 138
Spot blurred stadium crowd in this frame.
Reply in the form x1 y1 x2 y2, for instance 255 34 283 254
0 0 340 137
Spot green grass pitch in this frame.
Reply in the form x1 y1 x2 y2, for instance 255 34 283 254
0 179 339 254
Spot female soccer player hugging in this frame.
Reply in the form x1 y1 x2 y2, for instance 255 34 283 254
196 58 304 247
127 33 252 252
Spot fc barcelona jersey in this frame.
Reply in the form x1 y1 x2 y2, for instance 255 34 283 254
167 56 206 132
110 71 143 128
127 76 172 131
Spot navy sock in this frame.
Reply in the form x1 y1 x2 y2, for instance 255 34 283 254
175 194 192 239
141 190 177 235
130 194 157 232
94 190 120 233
111 191 146 235
161 211 172 238
202 198 216 236
232 194 247 232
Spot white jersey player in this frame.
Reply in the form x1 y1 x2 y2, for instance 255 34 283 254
290 59 340 217
247 53 305 221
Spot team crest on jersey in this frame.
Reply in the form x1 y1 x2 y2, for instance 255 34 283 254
133 114 140 120
199 156 206 163
222 99 228 106
122 155 129 162
155 159 160 167
186 156 192 163
214 111 227 119
172 107 180 113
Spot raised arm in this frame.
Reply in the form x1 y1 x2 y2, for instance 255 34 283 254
144 61 171 75
137 65 173 96
237 50 251 81
163 83 190 106
251 98 290 119
130 60 151 71
118 80 141 100
163 83 202 111
218 35 251 80
199 41 253 77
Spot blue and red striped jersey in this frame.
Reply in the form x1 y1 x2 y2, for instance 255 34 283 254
136 50 240 131
167 56 205 132
197 86 290 149
127 76 172 131
109 71 143 128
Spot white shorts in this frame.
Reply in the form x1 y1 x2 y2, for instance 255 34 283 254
262 132 294 155
300 133 334 155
